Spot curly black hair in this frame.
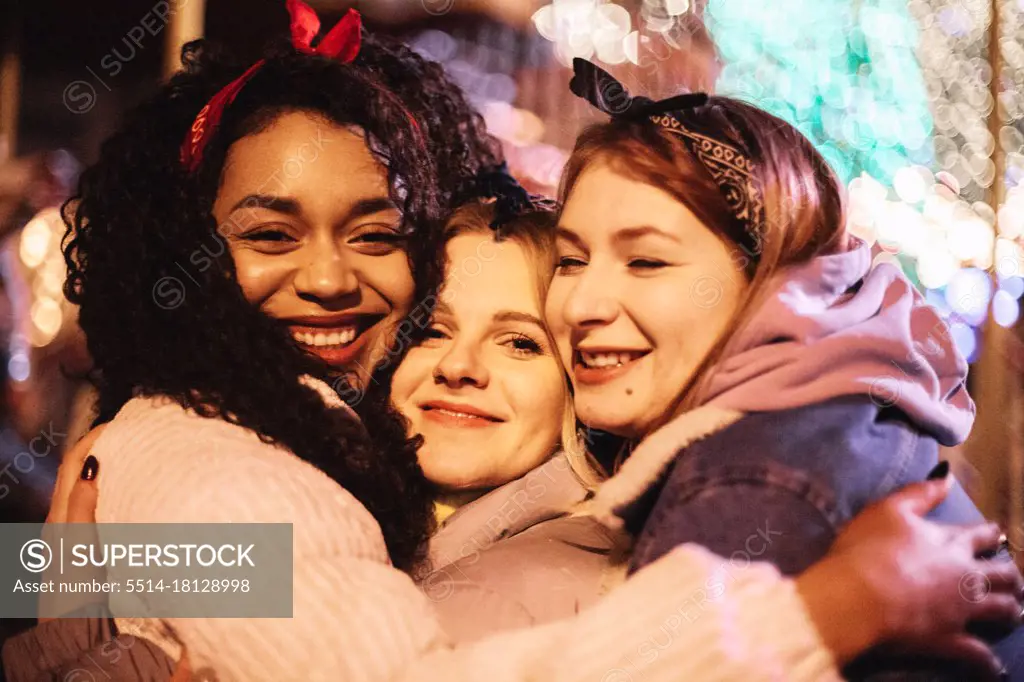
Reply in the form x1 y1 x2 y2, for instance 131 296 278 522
355 36 504 302
62 31 502 572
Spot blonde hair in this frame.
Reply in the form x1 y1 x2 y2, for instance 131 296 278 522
443 202 604 488
559 100 849 427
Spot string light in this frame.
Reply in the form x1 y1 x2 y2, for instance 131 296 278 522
410 20 566 191
532 1 633 66
705 0 1023 333
14 208 73 349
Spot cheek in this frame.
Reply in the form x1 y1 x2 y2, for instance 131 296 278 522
543 285 573 365
390 349 432 416
508 364 566 439
646 272 744 372
360 252 415 317
230 250 294 307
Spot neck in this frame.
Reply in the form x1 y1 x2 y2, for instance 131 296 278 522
433 489 488 524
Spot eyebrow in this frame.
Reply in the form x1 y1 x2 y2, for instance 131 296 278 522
555 224 680 246
431 303 546 331
229 195 399 222
555 226 586 248
493 311 546 330
230 194 301 216
345 197 401 221
611 225 680 245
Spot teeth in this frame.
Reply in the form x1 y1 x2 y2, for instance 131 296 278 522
436 408 482 420
293 327 358 348
580 351 641 369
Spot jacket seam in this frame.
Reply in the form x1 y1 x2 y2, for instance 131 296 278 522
868 417 921 502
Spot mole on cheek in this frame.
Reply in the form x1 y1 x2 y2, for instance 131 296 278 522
625 388 633 396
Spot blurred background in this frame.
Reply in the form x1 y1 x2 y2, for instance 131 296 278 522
0 0 1021 555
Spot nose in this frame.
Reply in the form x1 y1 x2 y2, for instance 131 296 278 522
433 339 490 389
293 239 360 304
560 266 619 330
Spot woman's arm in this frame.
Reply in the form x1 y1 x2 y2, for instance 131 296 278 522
172 478 1017 682
628 398 937 576
46 424 105 525
8 469 1018 682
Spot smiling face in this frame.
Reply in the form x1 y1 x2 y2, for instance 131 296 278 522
213 111 415 385
391 230 566 491
545 161 747 439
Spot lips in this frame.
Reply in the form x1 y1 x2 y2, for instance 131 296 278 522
285 313 385 369
419 400 504 428
573 348 650 385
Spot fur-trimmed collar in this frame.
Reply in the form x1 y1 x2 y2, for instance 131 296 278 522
589 405 744 530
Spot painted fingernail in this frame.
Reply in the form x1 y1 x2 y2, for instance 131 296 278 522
80 455 99 481
926 461 950 480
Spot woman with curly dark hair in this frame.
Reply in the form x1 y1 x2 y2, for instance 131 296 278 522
27 2 492 678
47 4 501 560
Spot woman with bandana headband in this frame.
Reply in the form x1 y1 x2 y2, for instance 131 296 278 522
549 58 1024 679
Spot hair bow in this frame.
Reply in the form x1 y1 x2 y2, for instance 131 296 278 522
180 0 362 172
457 163 557 230
569 57 708 119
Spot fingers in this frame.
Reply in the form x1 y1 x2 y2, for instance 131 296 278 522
967 593 1024 627
964 522 1010 556
169 648 192 682
982 561 1024 598
47 426 107 525
961 559 1024 639
889 477 954 516
926 635 1005 682
66 471 99 524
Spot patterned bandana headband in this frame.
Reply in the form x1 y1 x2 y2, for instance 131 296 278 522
179 0 363 172
568 58 765 254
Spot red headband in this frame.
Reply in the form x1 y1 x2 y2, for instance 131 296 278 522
179 0 363 172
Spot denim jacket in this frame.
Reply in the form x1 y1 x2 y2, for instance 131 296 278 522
617 395 1021 681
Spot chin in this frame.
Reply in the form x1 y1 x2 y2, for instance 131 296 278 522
420 458 479 490
577 406 644 438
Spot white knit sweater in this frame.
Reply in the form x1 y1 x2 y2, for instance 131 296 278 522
90 386 841 682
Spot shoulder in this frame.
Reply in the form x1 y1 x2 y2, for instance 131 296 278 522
676 395 935 523
424 515 619 640
689 395 928 475
93 397 386 560
430 452 591 567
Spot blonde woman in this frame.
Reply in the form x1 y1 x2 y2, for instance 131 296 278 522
390 202 615 642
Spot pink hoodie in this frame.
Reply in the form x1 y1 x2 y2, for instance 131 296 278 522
701 238 975 446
